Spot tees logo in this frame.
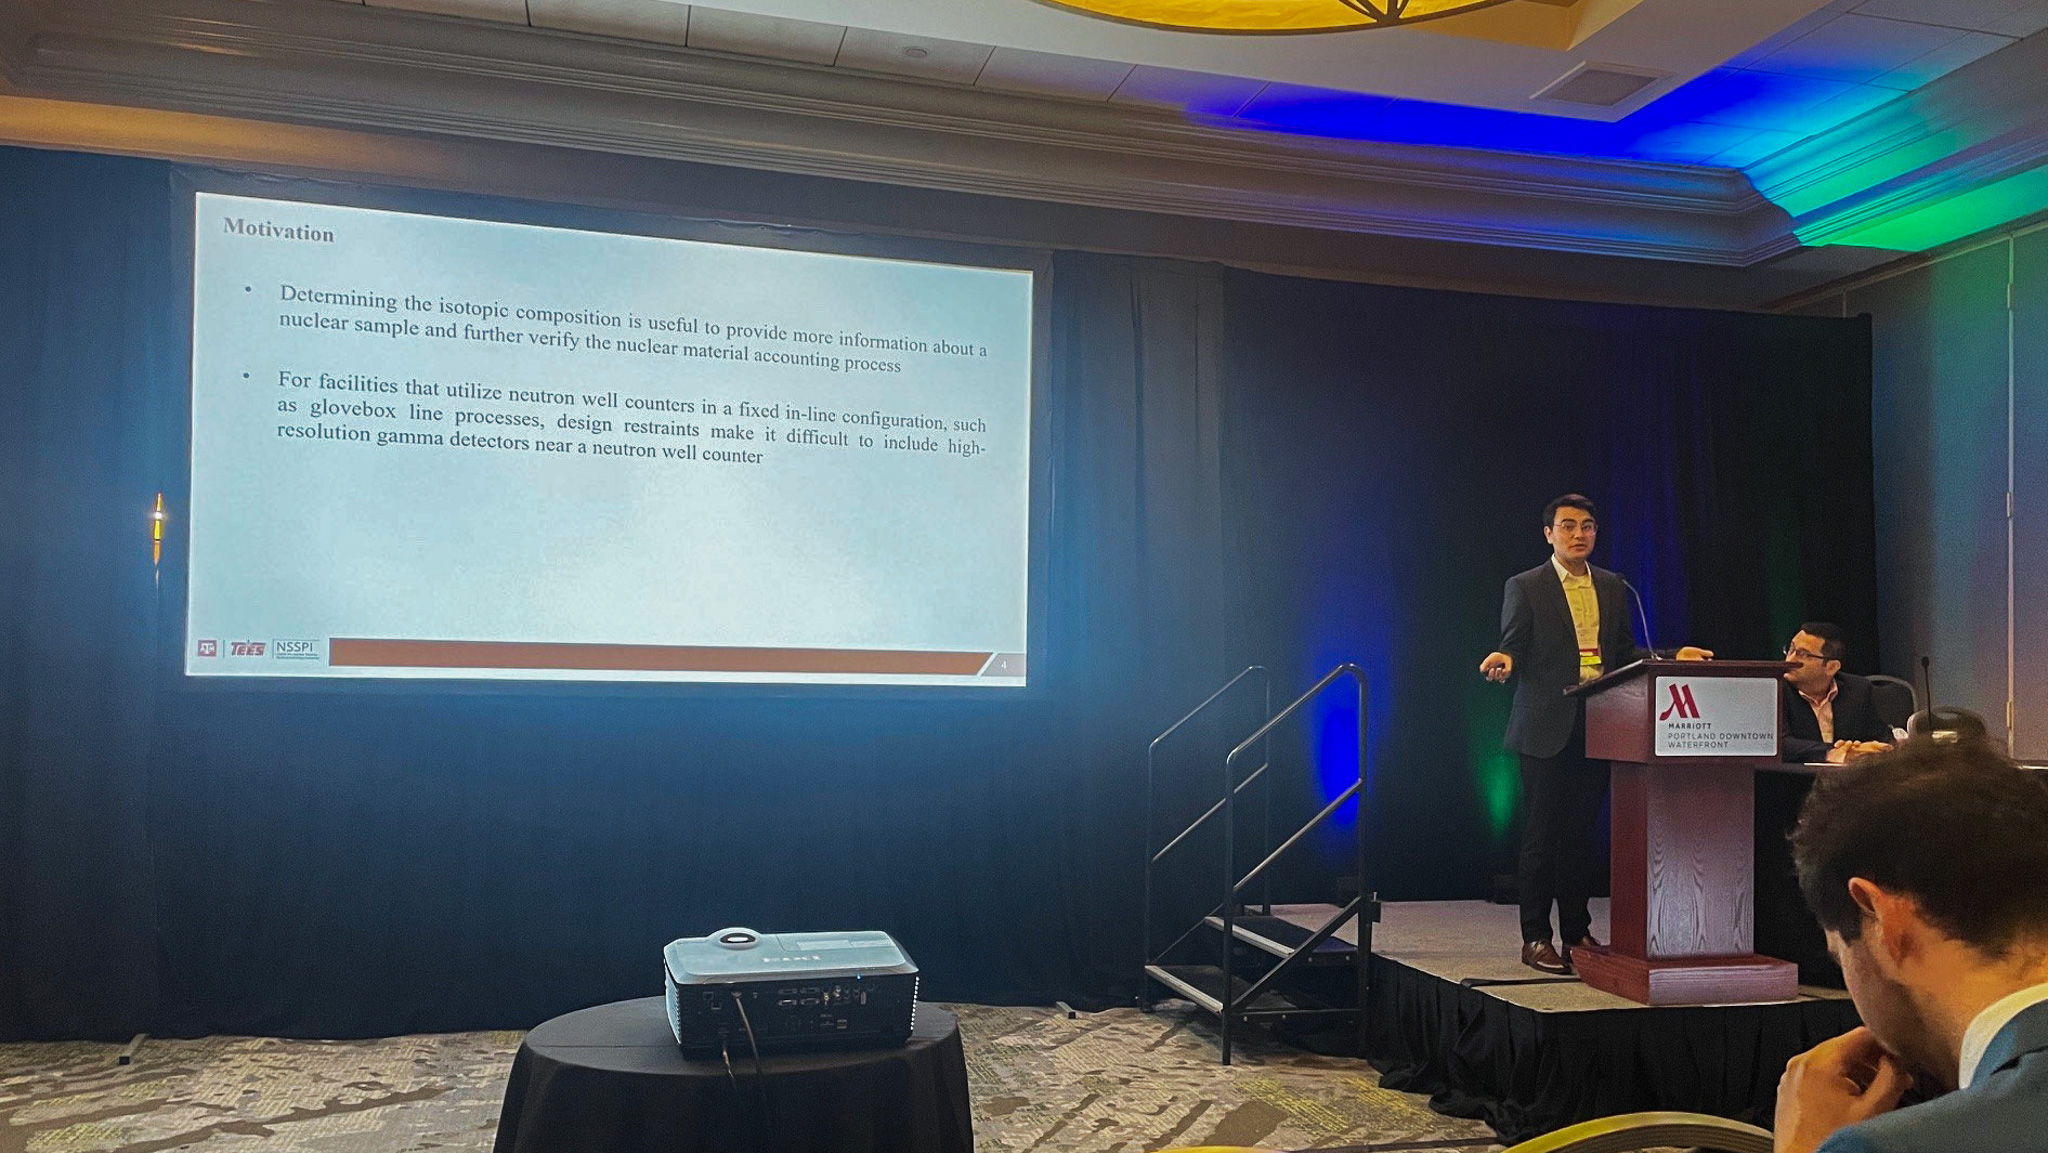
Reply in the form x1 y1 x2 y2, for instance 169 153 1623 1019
229 641 267 657
1658 682 1702 720
196 639 218 657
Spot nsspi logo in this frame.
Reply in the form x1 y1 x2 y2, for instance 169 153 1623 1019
229 641 266 657
1657 682 1702 720
273 639 320 660
196 639 218 658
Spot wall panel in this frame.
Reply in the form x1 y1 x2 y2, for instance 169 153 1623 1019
1848 244 2012 723
2015 231 2048 759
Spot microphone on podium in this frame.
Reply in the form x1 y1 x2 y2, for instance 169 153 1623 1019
1618 576 1656 657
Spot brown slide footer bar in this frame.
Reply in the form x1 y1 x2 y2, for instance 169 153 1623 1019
329 638 993 676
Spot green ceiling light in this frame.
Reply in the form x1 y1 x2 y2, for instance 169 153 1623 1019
1040 0 1515 33
1804 167 2048 252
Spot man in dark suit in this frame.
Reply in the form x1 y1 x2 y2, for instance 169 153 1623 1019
1479 494 1711 975
1758 624 1901 984
1780 622 1896 764
1774 739 2048 1153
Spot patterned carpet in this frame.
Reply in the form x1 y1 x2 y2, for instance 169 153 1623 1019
0 1003 1502 1153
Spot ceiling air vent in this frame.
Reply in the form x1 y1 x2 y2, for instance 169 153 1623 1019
1533 63 1668 108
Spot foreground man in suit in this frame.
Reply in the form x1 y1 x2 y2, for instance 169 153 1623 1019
1775 739 2048 1153
1478 494 1710 975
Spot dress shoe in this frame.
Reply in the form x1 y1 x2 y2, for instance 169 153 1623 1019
1520 940 1572 975
1567 935 1603 968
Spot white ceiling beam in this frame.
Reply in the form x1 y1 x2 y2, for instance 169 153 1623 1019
528 0 691 46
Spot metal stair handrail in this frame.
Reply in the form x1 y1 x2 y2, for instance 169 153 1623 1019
1215 663 1369 1062
1143 666 1271 977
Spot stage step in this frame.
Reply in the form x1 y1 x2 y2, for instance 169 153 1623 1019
1203 914 1357 964
1142 964 1354 1021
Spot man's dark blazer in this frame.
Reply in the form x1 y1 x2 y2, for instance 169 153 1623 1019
1818 999 2048 1152
1780 672 1892 763
1497 561 1650 759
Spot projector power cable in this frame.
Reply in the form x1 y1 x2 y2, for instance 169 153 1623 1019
729 991 773 1146
730 991 766 1079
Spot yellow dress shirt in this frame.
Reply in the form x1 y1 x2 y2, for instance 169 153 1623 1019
1551 555 1601 683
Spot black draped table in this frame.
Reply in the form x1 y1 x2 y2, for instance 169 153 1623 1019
493 997 973 1153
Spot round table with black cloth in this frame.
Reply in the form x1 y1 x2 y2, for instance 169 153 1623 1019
493 997 973 1153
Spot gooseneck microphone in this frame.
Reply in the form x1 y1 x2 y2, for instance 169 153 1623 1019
1619 576 1656 658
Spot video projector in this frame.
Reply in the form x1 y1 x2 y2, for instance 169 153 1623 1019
663 928 919 1056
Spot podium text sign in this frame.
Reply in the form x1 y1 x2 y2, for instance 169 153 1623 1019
1568 660 1800 1005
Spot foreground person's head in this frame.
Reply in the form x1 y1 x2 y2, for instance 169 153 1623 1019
1792 740 2048 1088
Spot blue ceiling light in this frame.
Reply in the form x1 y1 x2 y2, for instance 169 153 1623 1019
1185 5 2044 254
1210 66 1909 170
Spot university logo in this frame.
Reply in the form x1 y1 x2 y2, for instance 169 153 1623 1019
196 639 218 657
1658 682 1701 720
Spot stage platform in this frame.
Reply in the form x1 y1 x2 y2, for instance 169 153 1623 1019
1273 900 1861 1143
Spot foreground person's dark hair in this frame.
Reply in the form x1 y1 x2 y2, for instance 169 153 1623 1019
1793 741 2048 953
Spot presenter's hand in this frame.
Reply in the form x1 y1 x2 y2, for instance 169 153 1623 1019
1675 646 1714 661
1774 1026 1910 1153
1480 652 1513 682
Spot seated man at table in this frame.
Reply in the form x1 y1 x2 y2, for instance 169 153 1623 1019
1773 739 2048 1153
1781 623 1894 764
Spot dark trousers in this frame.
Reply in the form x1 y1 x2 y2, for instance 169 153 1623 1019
1518 715 1608 945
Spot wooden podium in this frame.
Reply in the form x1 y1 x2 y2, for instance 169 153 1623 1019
1566 659 1801 1006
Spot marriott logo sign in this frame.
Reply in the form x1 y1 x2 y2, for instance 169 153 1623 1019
1652 677 1777 757
1658 683 1702 720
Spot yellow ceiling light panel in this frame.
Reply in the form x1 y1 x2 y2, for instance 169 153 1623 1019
1040 0 1518 33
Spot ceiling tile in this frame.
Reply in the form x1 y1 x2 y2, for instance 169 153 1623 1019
686 7 843 66
1709 127 1807 167
1686 70 1862 129
1870 29 2013 89
1983 0 2048 35
1724 9 1843 69
1620 120 1760 163
365 0 528 21
1329 97 1615 155
1236 84 1392 125
1110 66 1267 115
975 48 1132 101
1850 0 2031 30
528 0 689 45
1754 13 1963 84
1796 80 1906 135
835 28 992 85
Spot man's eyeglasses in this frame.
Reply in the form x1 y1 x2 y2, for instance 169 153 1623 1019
1784 645 1830 663
1552 521 1597 536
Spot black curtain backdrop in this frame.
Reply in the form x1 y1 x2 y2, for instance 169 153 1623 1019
0 146 1876 1041
1218 269 1880 899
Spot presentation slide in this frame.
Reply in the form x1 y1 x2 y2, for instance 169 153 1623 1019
187 193 1035 686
